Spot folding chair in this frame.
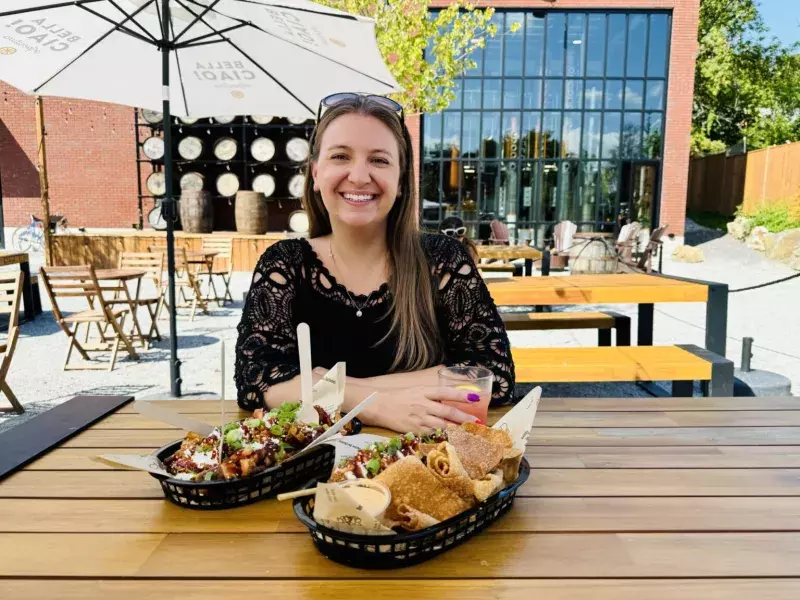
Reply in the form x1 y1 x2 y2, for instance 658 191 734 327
615 221 642 262
40 265 139 371
0 272 24 413
149 246 209 321
109 252 165 348
199 237 234 307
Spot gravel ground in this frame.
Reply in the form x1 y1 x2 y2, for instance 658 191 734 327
1 222 797 432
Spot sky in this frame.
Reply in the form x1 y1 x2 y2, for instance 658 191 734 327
758 0 800 47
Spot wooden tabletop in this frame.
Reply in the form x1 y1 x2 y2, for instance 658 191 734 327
2 395 799 596
478 244 542 260
94 268 147 281
0 251 29 267
488 273 710 306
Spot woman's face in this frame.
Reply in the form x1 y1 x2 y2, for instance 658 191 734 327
311 113 401 231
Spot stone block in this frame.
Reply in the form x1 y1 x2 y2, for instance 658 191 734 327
727 216 754 241
765 228 800 261
746 226 769 252
671 245 705 263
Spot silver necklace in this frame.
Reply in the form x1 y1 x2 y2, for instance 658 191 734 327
328 243 376 318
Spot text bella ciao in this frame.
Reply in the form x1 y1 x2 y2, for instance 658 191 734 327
3 18 82 53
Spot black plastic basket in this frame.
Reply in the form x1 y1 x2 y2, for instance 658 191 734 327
293 457 530 568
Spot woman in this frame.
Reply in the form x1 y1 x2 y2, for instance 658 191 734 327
438 216 479 263
235 93 514 433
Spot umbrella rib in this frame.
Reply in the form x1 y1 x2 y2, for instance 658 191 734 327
0 0 103 19
106 0 159 42
172 0 223 44
173 0 314 115
185 1 398 90
169 10 192 116
174 23 248 48
32 0 160 94
77 4 157 46
229 0 360 21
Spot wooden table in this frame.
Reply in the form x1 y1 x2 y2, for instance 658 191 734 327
2 395 800 597
96 268 148 349
0 251 34 323
488 273 729 355
478 245 543 276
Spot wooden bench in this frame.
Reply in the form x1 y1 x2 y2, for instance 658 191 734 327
479 263 518 274
512 344 734 397
502 311 630 346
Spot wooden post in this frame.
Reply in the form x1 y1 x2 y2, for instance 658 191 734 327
34 96 53 266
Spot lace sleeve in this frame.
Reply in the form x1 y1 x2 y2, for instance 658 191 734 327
426 235 516 405
235 240 303 410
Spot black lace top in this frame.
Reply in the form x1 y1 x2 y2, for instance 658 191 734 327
235 234 515 410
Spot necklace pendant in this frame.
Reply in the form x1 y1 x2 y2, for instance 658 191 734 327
356 310 363 318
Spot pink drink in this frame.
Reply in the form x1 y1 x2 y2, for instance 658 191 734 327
438 366 493 423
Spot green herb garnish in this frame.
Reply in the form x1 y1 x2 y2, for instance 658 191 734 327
366 458 381 475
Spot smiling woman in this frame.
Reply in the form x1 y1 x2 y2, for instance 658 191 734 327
235 94 515 434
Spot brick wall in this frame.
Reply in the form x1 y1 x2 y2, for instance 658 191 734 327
0 0 698 235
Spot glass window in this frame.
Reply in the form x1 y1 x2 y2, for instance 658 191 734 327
578 161 599 223
539 162 559 223
542 112 562 159
625 80 644 110
522 112 541 158
602 112 621 159
519 162 536 224
525 14 545 77
562 112 582 158
585 79 604 110
648 14 669 77
545 13 566 77
646 80 664 110
565 80 583 109
606 14 626 77
622 112 642 158
443 113 461 157
421 161 441 206
523 79 542 109
566 14 586 77
482 112 501 158
502 113 521 159
598 161 619 230
461 163 480 220
582 112 602 159
586 14 606 77
467 44 483 77
544 79 563 109
558 160 580 221
503 79 522 109
481 162 500 215
644 112 663 158
626 14 647 77
498 162 519 218
424 112 442 159
505 13 524 76
605 80 623 110
464 79 481 109
483 79 501 109
442 161 460 208
462 112 481 159
484 14 504 77
448 80 463 110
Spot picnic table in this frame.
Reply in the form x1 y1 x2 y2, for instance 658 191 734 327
2 394 800 596
96 267 149 349
488 273 729 355
477 245 543 276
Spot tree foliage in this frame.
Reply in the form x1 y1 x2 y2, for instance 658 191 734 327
315 0 515 114
693 0 800 155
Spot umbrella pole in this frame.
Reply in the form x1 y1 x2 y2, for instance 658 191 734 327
161 0 182 397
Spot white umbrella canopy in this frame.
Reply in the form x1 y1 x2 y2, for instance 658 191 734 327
1 0 401 396
0 0 399 117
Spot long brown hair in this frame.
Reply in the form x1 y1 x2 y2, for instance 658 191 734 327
302 96 442 371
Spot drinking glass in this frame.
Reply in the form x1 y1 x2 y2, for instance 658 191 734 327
437 366 494 422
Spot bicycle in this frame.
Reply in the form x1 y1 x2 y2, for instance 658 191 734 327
12 214 69 252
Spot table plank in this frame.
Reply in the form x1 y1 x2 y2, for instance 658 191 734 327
3 532 800 578
2 497 798 534
5 469 799 499
5 579 800 600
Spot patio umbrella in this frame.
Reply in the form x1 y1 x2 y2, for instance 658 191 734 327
0 0 400 396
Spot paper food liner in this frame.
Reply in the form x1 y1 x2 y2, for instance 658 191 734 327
313 482 396 536
327 433 391 464
299 362 346 424
94 453 171 477
491 386 542 452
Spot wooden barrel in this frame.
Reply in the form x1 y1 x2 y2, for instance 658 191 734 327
568 232 617 275
235 191 268 234
179 190 214 233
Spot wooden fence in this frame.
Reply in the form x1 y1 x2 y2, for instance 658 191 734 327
687 141 800 216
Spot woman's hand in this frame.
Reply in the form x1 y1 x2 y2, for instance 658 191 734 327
360 386 482 434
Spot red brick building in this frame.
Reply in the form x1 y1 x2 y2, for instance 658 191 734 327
0 0 698 239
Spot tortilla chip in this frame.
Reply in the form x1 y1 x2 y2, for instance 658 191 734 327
500 447 524 484
376 456 470 522
445 425 505 480
462 421 514 449
397 504 440 531
427 442 476 501
473 469 505 502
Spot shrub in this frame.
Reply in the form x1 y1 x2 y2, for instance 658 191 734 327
735 201 800 233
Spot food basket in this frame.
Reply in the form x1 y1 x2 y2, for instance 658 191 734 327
149 418 361 510
293 458 530 568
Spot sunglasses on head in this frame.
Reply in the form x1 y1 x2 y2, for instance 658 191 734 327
317 92 404 123
441 227 467 237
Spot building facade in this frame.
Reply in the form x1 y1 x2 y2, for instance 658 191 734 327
0 0 698 238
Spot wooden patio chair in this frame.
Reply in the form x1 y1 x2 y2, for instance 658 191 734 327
0 272 24 413
488 220 510 245
108 252 165 348
618 224 669 274
39 265 139 371
615 221 642 262
148 246 209 321
550 220 577 271
199 237 234 307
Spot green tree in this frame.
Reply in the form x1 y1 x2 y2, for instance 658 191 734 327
316 0 516 114
693 0 800 155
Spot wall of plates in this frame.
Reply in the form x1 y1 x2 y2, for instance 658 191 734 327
136 108 313 232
